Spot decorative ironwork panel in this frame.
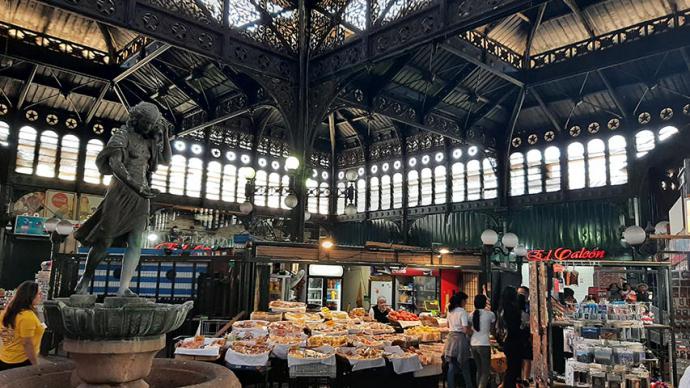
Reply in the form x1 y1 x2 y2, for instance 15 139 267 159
337 148 365 168
310 151 331 168
530 10 689 69
372 0 433 27
143 0 223 24
461 30 523 69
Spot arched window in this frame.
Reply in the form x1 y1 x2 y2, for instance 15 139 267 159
206 161 222 201
420 168 433 206
222 164 237 202
392 173 403 209
36 130 59 177
467 160 481 201
635 130 655 158
356 178 366 212
58 135 79 181
659 126 679 142
254 170 268 206
169 155 187 195
280 175 290 209
84 139 104 185
434 166 447 204
544 146 561 192
319 182 329 215
0 121 9 147
336 182 346 214
608 135 627 185
380 175 391 210
306 178 319 214
267 172 281 208
482 159 497 199
186 158 203 197
451 162 465 202
369 177 380 211
408 170 419 207
587 139 606 188
526 149 542 194
509 153 525 196
16 126 37 175
568 142 586 190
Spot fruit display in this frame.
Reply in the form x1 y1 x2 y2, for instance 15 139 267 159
420 315 439 327
388 310 419 322
405 326 441 342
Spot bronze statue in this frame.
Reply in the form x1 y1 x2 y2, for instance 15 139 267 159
74 102 171 296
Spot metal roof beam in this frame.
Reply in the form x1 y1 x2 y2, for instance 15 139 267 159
524 3 546 67
421 63 477 116
114 41 171 83
368 53 415 100
440 42 524 87
596 69 627 118
149 61 210 111
16 64 37 110
85 83 111 125
529 88 562 131
465 90 514 131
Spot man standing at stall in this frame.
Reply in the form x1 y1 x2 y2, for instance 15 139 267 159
73 102 171 297
369 296 391 323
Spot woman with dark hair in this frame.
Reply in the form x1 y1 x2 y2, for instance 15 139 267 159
500 286 522 388
470 294 495 388
444 292 474 388
0 281 44 370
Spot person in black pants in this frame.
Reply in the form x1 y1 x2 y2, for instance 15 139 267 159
500 286 522 388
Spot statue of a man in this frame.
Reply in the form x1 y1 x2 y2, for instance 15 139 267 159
74 102 171 296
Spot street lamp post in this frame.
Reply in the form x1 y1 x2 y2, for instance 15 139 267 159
480 229 522 292
44 217 74 299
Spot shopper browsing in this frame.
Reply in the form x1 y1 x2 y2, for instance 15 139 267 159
499 286 522 388
0 281 45 370
444 292 474 388
470 294 495 388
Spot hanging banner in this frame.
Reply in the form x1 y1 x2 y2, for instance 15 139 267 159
527 248 607 262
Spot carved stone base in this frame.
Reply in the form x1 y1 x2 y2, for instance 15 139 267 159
64 335 165 388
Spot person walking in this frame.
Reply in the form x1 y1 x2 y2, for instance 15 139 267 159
470 294 495 388
499 286 522 388
444 292 474 388
0 281 45 370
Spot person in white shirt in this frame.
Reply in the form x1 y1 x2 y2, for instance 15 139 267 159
444 292 474 388
679 365 690 388
470 294 495 388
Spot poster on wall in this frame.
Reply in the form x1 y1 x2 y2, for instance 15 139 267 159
45 190 76 219
370 280 393 308
12 192 46 216
14 215 48 237
77 194 103 221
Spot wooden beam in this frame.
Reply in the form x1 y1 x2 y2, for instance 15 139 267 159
16 64 37 110
97 23 117 62
524 4 547 66
530 88 562 131
562 0 596 38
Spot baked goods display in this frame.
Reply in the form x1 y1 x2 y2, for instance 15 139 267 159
232 320 269 330
348 335 384 348
268 321 305 337
285 312 322 322
363 321 396 335
309 321 348 336
250 311 283 322
230 342 271 355
307 335 348 348
338 346 384 360
288 348 334 360
419 315 439 327
269 300 307 313
268 335 304 345
406 326 441 342
349 307 367 319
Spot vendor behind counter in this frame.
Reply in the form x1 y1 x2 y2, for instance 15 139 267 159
369 297 391 323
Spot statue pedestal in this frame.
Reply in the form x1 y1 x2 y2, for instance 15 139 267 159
64 335 165 388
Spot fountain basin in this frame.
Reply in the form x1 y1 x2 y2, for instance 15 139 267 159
0 358 241 388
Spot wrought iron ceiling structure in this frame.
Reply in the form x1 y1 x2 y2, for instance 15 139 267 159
2 0 690 239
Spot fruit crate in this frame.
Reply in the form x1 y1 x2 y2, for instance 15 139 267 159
288 362 337 379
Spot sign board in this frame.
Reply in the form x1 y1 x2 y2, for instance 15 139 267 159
14 215 48 237
527 248 607 262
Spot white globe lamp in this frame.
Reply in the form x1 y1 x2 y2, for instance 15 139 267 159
44 217 60 233
285 156 300 171
345 170 359 182
654 221 670 235
514 244 528 257
304 211 311 221
241 166 256 180
344 204 357 216
239 201 254 215
55 220 74 236
284 194 299 209
623 225 646 246
480 229 499 246
502 232 519 249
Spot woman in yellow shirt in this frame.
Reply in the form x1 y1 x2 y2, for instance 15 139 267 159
0 281 44 370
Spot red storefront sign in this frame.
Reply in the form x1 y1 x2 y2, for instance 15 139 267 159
527 248 606 261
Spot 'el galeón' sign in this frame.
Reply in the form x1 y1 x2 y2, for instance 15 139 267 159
527 248 606 261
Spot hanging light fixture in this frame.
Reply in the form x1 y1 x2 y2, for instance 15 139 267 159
284 194 299 209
